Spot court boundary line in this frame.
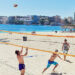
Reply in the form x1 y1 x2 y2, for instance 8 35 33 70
0 30 75 38
0 42 75 57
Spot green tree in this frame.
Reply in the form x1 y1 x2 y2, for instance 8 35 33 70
64 19 69 25
40 19 45 25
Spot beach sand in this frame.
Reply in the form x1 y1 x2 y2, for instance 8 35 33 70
0 32 75 75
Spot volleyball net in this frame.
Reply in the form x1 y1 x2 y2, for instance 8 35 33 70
0 30 75 57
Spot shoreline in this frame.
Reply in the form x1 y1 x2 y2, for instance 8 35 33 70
0 30 75 36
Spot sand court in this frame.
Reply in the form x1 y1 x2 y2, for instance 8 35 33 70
0 32 75 75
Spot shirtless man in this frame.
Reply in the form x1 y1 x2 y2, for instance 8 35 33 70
62 39 70 61
15 47 28 75
42 50 62 74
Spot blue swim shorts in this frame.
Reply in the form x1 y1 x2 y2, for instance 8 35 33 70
19 64 25 70
47 60 58 68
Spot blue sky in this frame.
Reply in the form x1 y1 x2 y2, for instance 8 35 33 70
0 0 75 18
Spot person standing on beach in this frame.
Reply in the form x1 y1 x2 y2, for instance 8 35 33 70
42 50 62 74
62 39 70 61
15 47 28 75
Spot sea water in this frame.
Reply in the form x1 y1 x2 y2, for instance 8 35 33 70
0 24 63 32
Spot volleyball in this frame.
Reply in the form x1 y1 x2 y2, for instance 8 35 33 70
14 4 18 7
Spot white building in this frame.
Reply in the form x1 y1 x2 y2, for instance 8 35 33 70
0 16 8 24
23 16 33 25
67 17 73 23
15 16 33 25
53 15 61 23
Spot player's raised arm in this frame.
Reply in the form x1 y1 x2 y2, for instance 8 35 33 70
20 46 23 54
22 47 28 56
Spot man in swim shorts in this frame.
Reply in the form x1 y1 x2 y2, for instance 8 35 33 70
42 50 62 73
62 39 70 61
15 47 28 75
